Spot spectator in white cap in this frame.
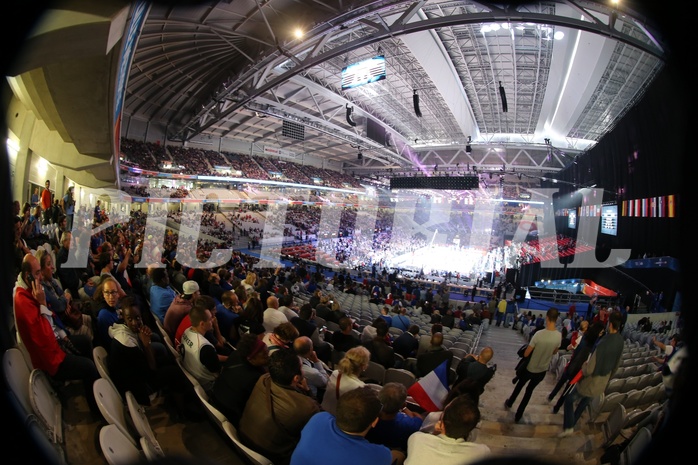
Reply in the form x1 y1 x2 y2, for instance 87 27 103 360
164 280 200 341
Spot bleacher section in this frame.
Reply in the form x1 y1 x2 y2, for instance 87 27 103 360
120 138 363 189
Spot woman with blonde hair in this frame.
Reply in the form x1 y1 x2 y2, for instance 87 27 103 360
321 346 370 415
242 272 257 294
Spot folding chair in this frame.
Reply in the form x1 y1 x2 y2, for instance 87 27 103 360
360 360 386 385
194 384 228 430
93 378 138 447
221 421 274 465
605 378 626 395
384 368 416 389
3 346 33 415
24 410 68 463
28 369 64 445
601 403 627 448
619 426 652 465
93 346 118 392
99 424 144 465
125 391 164 457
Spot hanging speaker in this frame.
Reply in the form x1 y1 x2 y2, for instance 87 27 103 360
413 91 422 117
346 104 357 127
499 81 508 113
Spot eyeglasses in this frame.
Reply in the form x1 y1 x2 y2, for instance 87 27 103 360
103 290 119 296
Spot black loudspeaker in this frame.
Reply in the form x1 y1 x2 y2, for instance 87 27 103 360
506 268 518 284
413 91 422 117
346 104 357 126
390 175 479 190
485 272 493 284
499 81 508 113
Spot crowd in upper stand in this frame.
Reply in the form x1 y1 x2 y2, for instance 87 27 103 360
119 138 362 189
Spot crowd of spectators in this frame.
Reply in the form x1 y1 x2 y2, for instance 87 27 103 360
12 181 678 465
119 138 164 171
119 138 365 189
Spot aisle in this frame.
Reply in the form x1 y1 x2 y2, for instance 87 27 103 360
470 322 605 464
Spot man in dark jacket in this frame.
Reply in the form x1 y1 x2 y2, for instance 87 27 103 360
212 334 270 427
364 323 397 370
392 324 420 359
416 332 454 381
330 317 361 353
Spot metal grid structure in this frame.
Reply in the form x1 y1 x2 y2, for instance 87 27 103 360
123 0 666 178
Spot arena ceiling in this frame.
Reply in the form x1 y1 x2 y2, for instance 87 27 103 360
4 1 669 188
124 0 666 178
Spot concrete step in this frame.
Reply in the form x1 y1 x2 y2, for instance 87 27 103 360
471 323 606 465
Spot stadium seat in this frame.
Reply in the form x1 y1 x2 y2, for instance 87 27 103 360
93 378 138 447
99 424 143 465
28 369 64 445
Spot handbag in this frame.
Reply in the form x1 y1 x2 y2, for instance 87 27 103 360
514 344 530 380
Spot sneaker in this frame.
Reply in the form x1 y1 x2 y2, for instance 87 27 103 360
504 400 512 410
515 413 523 423
545 396 553 404
557 428 574 438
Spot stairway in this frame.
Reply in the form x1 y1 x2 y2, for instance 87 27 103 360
470 323 606 464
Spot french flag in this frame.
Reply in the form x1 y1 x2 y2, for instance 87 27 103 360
407 360 450 412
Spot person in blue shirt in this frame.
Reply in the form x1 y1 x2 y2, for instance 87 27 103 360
291 386 404 465
366 382 424 452
391 307 411 332
379 306 393 327
149 267 176 322
215 290 241 343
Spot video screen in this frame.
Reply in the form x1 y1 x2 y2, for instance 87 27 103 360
567 208 577 229
601 204 618 236
341 55 386 90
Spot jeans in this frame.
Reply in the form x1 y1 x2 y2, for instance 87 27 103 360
563 385 592 429
508 369 546 419
549 369 571 400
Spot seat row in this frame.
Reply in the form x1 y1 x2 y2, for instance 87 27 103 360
595 391 654 465
3 346 68 464
91 346 166 464
146 311 274 465
605 371 662 395
588 384 665 423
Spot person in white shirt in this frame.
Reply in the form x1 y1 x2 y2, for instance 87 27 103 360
181 304 221 393
262 295 288 333
278 294 299 320
321 346 370 416
405 395 491 465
